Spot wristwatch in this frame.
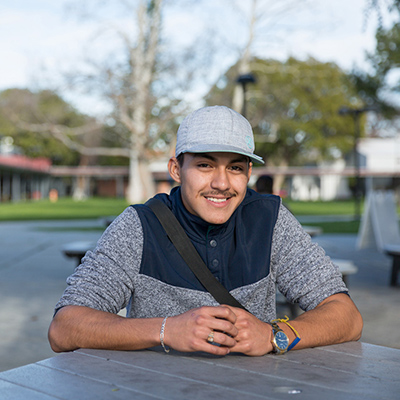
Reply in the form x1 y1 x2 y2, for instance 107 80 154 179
269 321 289 355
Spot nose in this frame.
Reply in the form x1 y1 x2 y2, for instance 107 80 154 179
210 167 230 191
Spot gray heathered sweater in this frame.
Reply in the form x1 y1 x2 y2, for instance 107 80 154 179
55 203 347 322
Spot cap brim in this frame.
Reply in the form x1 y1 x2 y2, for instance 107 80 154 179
179 144 265 165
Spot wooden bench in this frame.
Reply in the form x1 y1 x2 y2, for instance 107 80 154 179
62 241 96 266
332 258 358 285
302 225 323 237
277 258 358 318
383 245 400 287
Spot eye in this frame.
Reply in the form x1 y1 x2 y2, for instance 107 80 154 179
230 165 245 172
197 163 211 168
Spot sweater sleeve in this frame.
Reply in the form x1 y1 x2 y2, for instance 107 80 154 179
270 204 348 312
54 206 143 314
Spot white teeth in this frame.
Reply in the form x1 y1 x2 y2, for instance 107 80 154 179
207 197 227 203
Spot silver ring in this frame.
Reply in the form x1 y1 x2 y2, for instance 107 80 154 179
207 330 214 343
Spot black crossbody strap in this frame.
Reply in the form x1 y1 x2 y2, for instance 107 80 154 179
146 198 246 310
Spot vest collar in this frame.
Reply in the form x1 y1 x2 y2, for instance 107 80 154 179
155 186 262 242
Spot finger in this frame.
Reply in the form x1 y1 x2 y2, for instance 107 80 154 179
211 331 237 348
221 305 248 319
229 341 250 355
229 340 270 357
185 334 235 356
191 306 238 336
203 343 232 356
205 305 238 324
209 318 238 338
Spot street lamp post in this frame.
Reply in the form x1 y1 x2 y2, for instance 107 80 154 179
236 73 256 118
338 106 376 221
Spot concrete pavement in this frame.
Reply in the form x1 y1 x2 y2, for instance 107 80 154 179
0 219 104 372
313 233 400 350
0 219 399 372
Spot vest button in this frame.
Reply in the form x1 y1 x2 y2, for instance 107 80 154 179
210 239 217 247
212 259 219 267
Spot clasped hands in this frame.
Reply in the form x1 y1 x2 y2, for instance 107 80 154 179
163 305 273 356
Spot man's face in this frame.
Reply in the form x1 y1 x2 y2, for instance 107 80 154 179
168 152 252 224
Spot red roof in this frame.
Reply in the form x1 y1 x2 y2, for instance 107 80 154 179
0 154 51 173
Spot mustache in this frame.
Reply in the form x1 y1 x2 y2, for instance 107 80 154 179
201 191 236 198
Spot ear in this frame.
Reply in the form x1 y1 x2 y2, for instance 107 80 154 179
168 157 182 184
247 162 253 182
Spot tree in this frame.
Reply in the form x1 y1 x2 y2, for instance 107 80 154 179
103 0 166 203
61 0 226 202
351 2 400 135
206 57 364 191
364 0 400 25
12 0 181 203
0 88 88 165
9 0 317 202
227 0 314 114
63 0 314 202
352 23 400 118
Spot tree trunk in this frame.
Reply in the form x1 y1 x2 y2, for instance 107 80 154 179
272 160 288 195
126 154 157 204
127 149 143 204
73 176 90 201
139 157 156 200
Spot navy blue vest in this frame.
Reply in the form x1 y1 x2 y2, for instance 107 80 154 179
133 187 280 292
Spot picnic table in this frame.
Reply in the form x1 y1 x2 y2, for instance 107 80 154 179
0 342 398 399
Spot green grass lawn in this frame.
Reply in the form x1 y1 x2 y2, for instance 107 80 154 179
0 197 130 221
284 199 361 216
283 199 361 234
0 198 360 220
0 196 365 233
1 198 358 218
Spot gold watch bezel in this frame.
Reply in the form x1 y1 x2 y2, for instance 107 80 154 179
270 322 289 355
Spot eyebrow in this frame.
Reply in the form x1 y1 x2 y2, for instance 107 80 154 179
192 153 249 164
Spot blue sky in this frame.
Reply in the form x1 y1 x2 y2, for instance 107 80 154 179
0 0 391 114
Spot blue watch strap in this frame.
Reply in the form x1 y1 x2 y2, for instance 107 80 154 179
287 336 301 351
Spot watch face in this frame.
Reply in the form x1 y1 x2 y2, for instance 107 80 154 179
275 331 289 351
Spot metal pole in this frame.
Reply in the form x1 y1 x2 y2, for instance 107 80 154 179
236 74 256 119
241 82 247 118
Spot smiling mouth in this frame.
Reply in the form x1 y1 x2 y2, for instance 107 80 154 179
204 191 236 204
206 197 229 203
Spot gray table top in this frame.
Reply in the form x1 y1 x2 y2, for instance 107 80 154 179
0 342 399 399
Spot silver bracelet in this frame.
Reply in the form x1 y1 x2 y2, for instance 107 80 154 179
160 316 170 353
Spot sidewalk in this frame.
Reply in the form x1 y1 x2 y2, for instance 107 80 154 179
0 220 399 372
313 233 400 350
0 219 104 372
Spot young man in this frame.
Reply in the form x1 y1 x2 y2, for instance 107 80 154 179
49 106 362 357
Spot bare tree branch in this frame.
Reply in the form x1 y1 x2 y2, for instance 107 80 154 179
15 119 130 157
